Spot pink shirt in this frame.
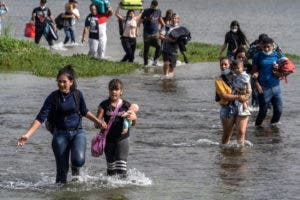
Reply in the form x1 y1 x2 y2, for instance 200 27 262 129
122 17 137 38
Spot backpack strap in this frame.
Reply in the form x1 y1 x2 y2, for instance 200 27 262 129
52 90 60 112
73 89 81 116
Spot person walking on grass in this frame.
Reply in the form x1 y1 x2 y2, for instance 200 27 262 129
139 0 165 66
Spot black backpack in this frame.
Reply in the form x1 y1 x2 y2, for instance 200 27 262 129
55 13 64 30
45 90 81 133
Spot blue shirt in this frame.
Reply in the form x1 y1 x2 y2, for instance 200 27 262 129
36 90 89 130
253 51 284 88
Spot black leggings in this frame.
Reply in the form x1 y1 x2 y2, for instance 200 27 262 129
105 138 129 177
121 37 136 62
35 25 53 46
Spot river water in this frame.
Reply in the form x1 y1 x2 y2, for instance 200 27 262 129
1 0 300 200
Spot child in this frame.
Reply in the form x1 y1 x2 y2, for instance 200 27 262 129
122 103 139 134
232 60 252 116
96 79 137 178
62 3 76 45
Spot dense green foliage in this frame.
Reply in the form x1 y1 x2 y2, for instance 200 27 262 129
0 37 142 77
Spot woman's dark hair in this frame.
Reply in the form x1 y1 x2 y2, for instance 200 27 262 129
108 79 124 91
219 57 232 66
126 10 135 19
234 46 247 59
230 20 248 46
57 65 77 91
164 9 173 20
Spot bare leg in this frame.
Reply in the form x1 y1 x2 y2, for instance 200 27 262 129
235 116 249 144
221 117 235 144
163 61 170 75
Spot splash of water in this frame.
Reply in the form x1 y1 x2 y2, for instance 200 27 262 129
0 168 152 192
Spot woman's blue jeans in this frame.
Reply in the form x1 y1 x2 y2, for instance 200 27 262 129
52 129 86 183
255 85 283 126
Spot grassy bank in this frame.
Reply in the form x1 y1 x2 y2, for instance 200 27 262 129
137 42 300 63
0 36 142 77
1 37 299 77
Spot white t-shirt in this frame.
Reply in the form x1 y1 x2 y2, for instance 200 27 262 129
72 8 80 25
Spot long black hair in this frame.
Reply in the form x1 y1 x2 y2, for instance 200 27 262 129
56 65 77 91
230 20 248 46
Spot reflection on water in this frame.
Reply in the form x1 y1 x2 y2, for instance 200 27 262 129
161 79 178 93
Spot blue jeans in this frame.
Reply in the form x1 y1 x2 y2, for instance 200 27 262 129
255 85 283 126
220 104 238 120
63 26 75 44
52 129 86 183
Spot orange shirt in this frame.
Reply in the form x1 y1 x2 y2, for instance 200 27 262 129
215 77 232 105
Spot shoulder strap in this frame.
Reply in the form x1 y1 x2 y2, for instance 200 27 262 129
73 89 81 115
51 90 60 112
100 99 123 136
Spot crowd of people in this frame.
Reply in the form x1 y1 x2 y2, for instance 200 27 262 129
216 20 290 146
27 0 189 78
7 0 293 184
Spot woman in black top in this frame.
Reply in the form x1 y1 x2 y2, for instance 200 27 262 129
219 20 249 61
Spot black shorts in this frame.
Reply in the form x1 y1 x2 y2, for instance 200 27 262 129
162 52 178 68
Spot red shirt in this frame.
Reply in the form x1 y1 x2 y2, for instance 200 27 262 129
97 13 110 24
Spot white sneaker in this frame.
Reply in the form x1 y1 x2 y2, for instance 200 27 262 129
152 60 159 67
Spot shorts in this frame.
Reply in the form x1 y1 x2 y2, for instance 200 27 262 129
162 51 178 68
220 105 238 120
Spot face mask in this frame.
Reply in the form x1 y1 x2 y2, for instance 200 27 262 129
41 6 45 9
221 68 232 75
263 50 273 56
231 28 238 33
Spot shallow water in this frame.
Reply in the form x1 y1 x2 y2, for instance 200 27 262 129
1 62 300 199
1 0 300 199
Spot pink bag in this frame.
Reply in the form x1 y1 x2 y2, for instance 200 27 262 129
91 99 123 157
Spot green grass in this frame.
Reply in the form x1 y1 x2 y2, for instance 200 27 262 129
1 37 299 77
137 41 300 63
0 36 143 77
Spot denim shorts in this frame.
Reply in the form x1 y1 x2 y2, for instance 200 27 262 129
220 105 238 120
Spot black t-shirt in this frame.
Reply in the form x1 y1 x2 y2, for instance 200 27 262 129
84 14 99 39
225 31 244 53
99 99 131 143
32 6 51 27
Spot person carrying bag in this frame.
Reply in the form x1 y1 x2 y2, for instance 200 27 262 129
91 99 123 157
